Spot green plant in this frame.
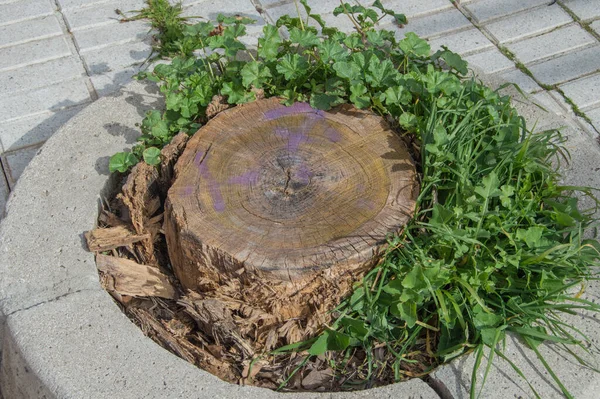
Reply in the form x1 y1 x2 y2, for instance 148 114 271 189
112 1 600 397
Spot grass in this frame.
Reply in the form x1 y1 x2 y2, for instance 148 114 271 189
114 0 600 396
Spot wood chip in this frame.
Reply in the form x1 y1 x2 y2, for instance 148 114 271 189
85 226 150 251
96 254 177 299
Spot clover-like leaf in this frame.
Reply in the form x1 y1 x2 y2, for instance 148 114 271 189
142 147 161 165
240 61 272 88
399 32 430 57
276 53 309 80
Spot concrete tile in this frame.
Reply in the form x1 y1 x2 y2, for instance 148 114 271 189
0 0 54 26
82 40 151 75
2 144 43 187
0 14 62 49
507 24 596 65
183 0 259 20
485 4 572 43
563 0 600 21
57 0 110 10
586 106 600 132
0 79 91 121
385 8 471 40
497 68 541 93
0 169 7 217
0 36 72 72
591 20 600 35
560 72 600 110
254 0 290 8
428 28 494 56
532 91 570 119
378 0 452 19
464 0 548 23
0 56 85 94
0 105 86 151
62 0 145 31
464 47 514 74
74 19 151 53
528 45 600 85
89 68 140 97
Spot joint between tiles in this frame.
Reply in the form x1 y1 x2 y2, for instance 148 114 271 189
53 0 99 101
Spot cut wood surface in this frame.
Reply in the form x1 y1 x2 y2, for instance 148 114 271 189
165 98 417 291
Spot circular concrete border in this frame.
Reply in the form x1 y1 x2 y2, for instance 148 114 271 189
0 78 599 399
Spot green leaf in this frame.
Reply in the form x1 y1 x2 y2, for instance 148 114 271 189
350 83 370 109
366 57 396 87
109 152 138 173
341 317 369 340
221 81 252 104
258 24 281 60
151 120 169 139
399 112 417 129
240 61 272 88
307 332 329 355
399 32 430 57
384 86 411 106
474 172 502 200
332 61 361 80
438 48 468 75
310 93 343 110
142 147 161 165
319 39 348 63
327 330 351 351
391 301 418 328
289 27 320 47
276 53 308 80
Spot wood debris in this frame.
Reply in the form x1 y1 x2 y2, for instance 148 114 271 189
96 254 176 299
85 225 150 251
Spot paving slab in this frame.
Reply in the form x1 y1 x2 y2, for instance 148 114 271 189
0 105 87 152
378 0 452 20
506 23 596 65
0 172 7 218
464 0 548 23
560 72 600 111
427 28 494 56
0 78 91 122
463 47 514 75
61 0 145 31
0 0 54 26
0 36 72 72
496 68 541 93
385 8 471 40
82 40 151 75
528 45 600 86
562 0 600 22
0 15 63 49
591 20 600 35
484 3 572 43
56 0 109 11
73 19 151 53
1 145 42 187
0 56 86 95
586 106 600 132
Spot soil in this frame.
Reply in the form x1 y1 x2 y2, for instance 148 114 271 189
86 99 431 391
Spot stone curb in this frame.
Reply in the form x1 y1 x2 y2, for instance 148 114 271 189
0 75 599 398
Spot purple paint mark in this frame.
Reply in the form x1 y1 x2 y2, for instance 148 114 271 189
182 186 194 196
357 197 376 211
295 164 312 185
228 170 260 185
195 149 225 212
264 102 324 120
325 127 342 143
288 131 306 153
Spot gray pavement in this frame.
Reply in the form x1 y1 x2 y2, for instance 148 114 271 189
1 0 600 216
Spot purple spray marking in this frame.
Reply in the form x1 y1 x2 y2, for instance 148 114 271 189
264 102 324 120
295 163 312 185
228 170 260 185
325 126 342 143
194 147 225 212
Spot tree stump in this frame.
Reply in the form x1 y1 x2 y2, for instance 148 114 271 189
164 98 417 331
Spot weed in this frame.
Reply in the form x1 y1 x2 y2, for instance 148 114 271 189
113 1 600 396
